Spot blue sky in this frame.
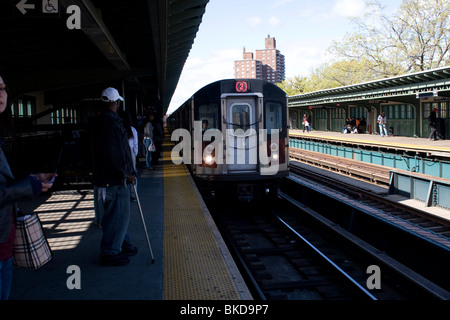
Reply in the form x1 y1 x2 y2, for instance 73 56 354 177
167 0 403 114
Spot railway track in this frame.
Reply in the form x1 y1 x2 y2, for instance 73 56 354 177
282 156 450 297
288 154 450 246
196 148 450 300
206 193 450 300
289 147 390 186
208 200 380 300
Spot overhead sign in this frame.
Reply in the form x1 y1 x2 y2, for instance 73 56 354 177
15 0 60 17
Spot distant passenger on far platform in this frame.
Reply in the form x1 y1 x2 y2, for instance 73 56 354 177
359 117 366 133
302 114 308 133
428 108 438 141
377 112 388 137
303 113 311 132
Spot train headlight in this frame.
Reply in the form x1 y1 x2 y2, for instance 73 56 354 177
270 143 279 161
204 155 215 165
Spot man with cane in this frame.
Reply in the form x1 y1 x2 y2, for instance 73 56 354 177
91 87 138 266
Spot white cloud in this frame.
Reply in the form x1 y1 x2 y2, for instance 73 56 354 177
283 40 330 77
269 16 282 26
333 0 366 18
247 16 263 28
271 0 294 9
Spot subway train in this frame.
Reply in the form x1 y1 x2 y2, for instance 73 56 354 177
167 79 289 201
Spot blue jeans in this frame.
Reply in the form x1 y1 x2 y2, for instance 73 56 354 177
97 184 131 256
379 124 387 136
0 258 13 300
143 138 152 169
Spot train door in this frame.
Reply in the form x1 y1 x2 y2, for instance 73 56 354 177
225 97 258 172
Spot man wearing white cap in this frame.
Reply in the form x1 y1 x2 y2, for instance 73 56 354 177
91 87 137 266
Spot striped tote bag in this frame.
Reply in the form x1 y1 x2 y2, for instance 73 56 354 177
13 214 53 270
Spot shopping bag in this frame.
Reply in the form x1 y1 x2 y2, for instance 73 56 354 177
13 214 53 270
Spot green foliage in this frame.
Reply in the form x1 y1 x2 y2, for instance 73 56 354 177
284 0 450 96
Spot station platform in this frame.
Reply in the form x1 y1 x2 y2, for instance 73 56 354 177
9 140 251 300
289 130 450 158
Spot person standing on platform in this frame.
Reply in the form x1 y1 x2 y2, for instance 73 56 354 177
0 73 56 299
143 112 155 170
302 114 308 133
91 87 137 266
377 112 388 137
306 113 312 133
428 108 438 141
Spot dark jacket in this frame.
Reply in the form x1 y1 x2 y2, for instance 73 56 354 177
0 144 36 243
428 111 437 128
90 108 135 187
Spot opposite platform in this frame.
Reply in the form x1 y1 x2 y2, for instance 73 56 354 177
290 130 450 157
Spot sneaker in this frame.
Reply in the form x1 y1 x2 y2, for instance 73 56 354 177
100 253 130 266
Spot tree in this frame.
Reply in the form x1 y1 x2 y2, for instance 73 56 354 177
329 0 450 76
277 75 307 96
387 0 450 72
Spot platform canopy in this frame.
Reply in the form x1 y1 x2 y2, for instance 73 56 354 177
0 0 209 115
289 66 450 108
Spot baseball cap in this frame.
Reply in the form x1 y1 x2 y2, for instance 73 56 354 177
101 87 124 102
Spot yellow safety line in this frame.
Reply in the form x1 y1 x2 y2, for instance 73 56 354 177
162 140 242 300
289 131 450 152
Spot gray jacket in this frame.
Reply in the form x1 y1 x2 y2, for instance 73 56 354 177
0 146 35 243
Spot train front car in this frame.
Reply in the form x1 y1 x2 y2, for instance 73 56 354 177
171 79 289 201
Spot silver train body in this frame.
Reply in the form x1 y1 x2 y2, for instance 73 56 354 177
167 79 289 200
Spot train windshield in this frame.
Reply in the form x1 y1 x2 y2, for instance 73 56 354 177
231 104 251 132
198 103 219 130
265 102 283 132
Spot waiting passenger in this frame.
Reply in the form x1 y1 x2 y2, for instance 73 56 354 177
353 118 360 133
302 114 308 133
359 117 366 133
342 118 351 134
120 109 139 201
90 87 137 266
0 73 57 299
143 113 155 170
428 108 438 141
377 112 388 137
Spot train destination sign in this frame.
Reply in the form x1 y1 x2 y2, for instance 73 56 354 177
235 81 249 93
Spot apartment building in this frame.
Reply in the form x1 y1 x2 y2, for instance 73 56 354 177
234 35 285 84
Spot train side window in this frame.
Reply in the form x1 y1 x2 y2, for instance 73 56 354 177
265 102 282 132
231 104 251 132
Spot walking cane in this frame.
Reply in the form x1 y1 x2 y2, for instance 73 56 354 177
132 180 155 264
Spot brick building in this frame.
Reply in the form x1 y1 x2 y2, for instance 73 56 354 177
234 35 285 83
